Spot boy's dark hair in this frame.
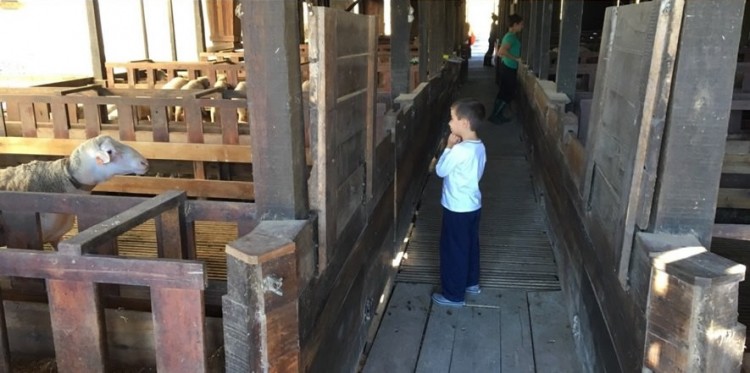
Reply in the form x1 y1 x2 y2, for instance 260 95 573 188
509 14 523 27
452 98 485 131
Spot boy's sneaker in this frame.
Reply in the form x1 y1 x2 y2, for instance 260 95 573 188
465 285 481 294
431 293 465 307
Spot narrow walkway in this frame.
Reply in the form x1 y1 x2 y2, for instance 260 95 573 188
362 52 581 372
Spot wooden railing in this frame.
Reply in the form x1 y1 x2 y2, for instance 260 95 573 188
0 191 215 372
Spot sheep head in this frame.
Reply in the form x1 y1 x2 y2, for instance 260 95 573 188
68 135 149 186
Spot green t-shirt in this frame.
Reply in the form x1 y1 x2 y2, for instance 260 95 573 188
500 32 521 69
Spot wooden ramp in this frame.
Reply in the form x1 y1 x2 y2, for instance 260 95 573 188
362 55 580 371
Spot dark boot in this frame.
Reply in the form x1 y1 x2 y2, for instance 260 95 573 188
489 98 506 120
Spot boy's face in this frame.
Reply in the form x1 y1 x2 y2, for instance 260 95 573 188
449 108 469 136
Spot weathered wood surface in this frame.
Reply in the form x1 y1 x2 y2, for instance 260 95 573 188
241 0 308 221
363 285 580 372
362 283 431 373
582 1 684 286
223 220 310 373
308 7 375 271
638 233 746 372
528 291 579 372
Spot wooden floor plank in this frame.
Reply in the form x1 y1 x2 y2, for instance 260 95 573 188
449 306 501 372
499 290 535 373
528 291 580 372
415 303 462 373
362 283 433 373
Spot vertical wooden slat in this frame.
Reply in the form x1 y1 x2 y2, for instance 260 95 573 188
152 287 207 373
0 288 10 372
51 100 70 139
555 0 584 100
193 162 206 180
220 106 239 144
152 105 170 142
147 69 156 89
85 0 106 81
118 105 137 140
128 68 137 88
0 101 6 136
19 101 38 137
154 208 188 259
365 15 377 202
242 0 308 219
83 102 102 138
390 0 411 97
48 280 107 373
186 103 205 143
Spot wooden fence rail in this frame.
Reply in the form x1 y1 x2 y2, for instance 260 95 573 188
0 191 209 372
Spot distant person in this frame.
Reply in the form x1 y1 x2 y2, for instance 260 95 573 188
483 14 500 67
489 13 524 124
432 98 487 307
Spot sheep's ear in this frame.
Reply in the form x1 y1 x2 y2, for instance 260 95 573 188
95 151 111 165
95 137 114 165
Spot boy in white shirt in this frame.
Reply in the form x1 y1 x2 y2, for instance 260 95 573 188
432 98 487 307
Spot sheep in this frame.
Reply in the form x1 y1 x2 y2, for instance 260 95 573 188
234 81 248 123
0 135 149 248
161 76 190 121
174 77 211 121
209 76 230 123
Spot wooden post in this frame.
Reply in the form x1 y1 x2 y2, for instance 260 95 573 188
555 0 583 100
85 0 106 81
636 233 746 372
390 0 411 97
223 220 311 372
240 0 308 220
48 280 108 372
0 288 10 372
537 0 552 80
418 1 430 82
647 0 744 249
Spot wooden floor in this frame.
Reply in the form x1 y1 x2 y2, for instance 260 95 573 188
362 53 581 372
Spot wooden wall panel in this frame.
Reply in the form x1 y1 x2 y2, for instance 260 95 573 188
309 7 376 272
582 1 683 285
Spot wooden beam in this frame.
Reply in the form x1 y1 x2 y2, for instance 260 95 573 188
555 0 583 100
0 249 206 289
713 224 750 241
637 232 745 372
648 0 745 248
48 280 108 372
537 0 552 79
58 190 186 255
223 220 310 372
152 287 208 372
85 0 106 80
0 288 10 373
240 0 308 219
390 0 411 97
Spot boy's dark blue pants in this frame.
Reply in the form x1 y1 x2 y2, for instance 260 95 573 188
439 207 481 302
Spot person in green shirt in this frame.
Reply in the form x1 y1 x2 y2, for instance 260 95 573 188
489 14 524 124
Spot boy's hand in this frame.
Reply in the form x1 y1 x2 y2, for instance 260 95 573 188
446 133 462 149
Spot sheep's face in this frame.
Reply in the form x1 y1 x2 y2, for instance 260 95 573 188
94 136 149 175
74 136 149 184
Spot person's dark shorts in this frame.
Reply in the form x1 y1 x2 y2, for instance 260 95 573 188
496 62 518 103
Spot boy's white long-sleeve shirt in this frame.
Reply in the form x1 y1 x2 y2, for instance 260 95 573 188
435 139 486 212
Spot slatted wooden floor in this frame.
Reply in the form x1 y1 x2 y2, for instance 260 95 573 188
62 219 236 280
362 55 580 372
